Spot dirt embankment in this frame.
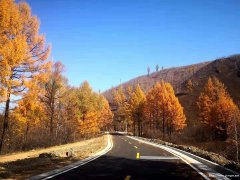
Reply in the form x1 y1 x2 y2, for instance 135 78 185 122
0 135 107 179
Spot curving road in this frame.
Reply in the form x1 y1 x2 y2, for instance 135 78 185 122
51 134 204 180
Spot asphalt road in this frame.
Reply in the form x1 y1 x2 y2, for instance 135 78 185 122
51 134 204 180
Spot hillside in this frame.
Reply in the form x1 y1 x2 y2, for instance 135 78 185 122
103 55 240 127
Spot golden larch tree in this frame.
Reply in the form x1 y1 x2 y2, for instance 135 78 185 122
0 0 50 152
128 84 146 136
40 61 67 144
197 77 238 140
164 82 186 136
13 80 46 149
77 81 100 137
112 86 128 131
145 83 162 132
97 95 113 131
145 81 186 139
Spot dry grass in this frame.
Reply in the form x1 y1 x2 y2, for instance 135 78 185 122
0 135 107 180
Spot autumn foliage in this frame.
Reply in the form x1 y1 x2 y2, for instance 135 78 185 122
0 0 50 152
77 81 113 137
1 0 239 164
113 81 186 139
128 84 146 136
145 82 186 138
0 0 113 153
197 77 239 140
112 86 128 131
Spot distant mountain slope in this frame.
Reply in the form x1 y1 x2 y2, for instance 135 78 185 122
103 55 240 127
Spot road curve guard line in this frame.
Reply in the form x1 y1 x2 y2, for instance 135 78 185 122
163 144 239 176
127 136 231 180
27 134 113 180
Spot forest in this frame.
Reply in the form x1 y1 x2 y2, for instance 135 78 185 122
0 0 113 154
0 0 239 165
111 78 240 162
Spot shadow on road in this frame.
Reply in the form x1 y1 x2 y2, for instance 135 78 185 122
52 155 205 180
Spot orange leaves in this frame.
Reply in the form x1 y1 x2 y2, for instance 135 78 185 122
128 84 146 136
0 0 115 151
0 0 51 151
0 0 50 98
112 82 186 137
112 86 129 129
197 77 238 140
0 0 22 36
145 81 186 137
98 97 113 129
164 83 186 130
112 86 126 107
0 35 27 64
79 111 99 136
128 85 146 117
77 81 113 136
197 77 236 125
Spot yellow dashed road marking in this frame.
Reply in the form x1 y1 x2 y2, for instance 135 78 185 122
125 175 131 180
134 146 138 149
136 152 140 159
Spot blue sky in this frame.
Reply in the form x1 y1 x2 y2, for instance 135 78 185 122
25 0 240 92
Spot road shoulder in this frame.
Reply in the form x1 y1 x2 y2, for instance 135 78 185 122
127 135 239 180
0 134 110 180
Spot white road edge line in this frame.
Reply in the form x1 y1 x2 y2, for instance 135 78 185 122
127 136 229 180
27 133 113 180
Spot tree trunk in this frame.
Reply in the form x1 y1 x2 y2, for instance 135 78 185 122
162 112 165 140
170 123 173 137
156 110 159 129
0 93 11 153
25 121 29 144
138 119 140 136
149 113 152 130
166 119 169 136
234 118 239 162
50 101 54 145
155 112 158 130
133 121 135 136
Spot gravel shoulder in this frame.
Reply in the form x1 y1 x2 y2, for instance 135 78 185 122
131 136 240 173
0 135 107 179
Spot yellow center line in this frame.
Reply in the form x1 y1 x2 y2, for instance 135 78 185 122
136 152 140 159
134 146 138 149
125 175 131 180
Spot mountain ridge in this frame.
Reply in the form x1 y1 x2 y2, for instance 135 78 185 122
103 54 240 127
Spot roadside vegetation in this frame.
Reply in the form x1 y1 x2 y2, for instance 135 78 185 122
0 0 113 154
0 0 239 175
112 78 240 164
112 82 186 138
0 135 107 179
